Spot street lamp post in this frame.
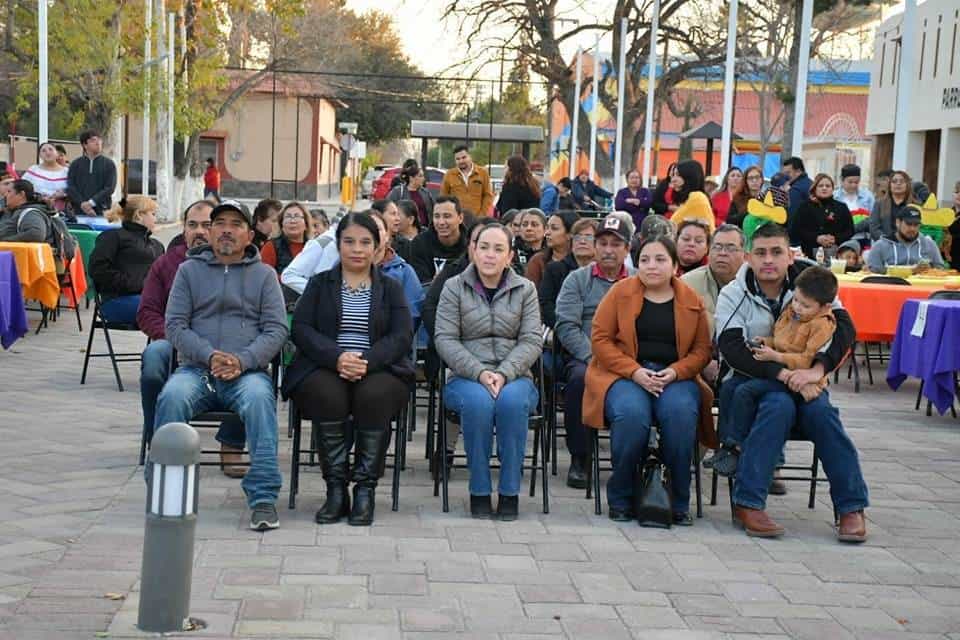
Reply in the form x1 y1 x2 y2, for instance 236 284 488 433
38 0 49 145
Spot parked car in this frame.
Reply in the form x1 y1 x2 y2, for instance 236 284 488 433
371 166 444 200
487 164 505 195
361 164 390 199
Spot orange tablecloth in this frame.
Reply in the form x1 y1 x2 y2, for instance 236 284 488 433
838 281 939 342
0 242 59 309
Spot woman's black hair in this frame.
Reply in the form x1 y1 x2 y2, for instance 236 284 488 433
550 210 580 234
674 160 705 205
400 162 422 185
636 234 679 265
396 199 421 230
336 212 381 250
10 179 38 203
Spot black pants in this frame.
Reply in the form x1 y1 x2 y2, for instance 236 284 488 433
292 368 408 432
563 359 589 457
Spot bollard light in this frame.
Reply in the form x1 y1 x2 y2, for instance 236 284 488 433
137 422 201 633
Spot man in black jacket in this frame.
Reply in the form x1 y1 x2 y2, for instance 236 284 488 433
715 223 868 543
407 196 467 283
66 130 117 216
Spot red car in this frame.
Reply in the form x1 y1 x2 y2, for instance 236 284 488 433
371 166 444 200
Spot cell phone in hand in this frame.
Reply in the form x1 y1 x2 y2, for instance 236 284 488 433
747 337 764 349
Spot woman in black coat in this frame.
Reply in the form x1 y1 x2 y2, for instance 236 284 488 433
791 173 854 259
282 213 414 527
495 155 541 216
88 195 164 324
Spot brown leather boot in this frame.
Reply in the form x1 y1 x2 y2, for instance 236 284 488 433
220 443 247 479
836 510 867 543
734 506 785 538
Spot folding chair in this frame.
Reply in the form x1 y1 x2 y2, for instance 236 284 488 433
80 293 148 391
432 357 550 514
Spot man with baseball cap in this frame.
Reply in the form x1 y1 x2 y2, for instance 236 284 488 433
866 204 944 274
154 199 289 531
554 213 636 489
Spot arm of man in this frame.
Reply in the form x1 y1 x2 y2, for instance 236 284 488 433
434 279 486 381
364 278 414 373
865 241 888 273
594 184 613 200
136 258 168 341
715 286 785 380
439 171 453 198
923 236 945 268
497 284 544 382
90 160 117 209
7 209 48 242
235 270 288 371
554 270 591 362
165 266 216 366
406 236 435 284
281 236 334 294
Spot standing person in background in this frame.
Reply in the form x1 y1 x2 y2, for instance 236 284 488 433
869 170 916 241
573 169 612 211
23 141 69 211
388 164 435 228
651 163 679 216
834 164 874 213
780 157 813 225
252 199 282 249
792 174 854 259
89 195 164 324
441 145 494 217
711 167 745 226
495 156 541 216
203 158 221 201
615 169 653 229
66 129 117 217
55 144 68 168
540 180 559 214
524 211 579 287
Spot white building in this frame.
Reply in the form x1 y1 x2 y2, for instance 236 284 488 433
866 0 960 201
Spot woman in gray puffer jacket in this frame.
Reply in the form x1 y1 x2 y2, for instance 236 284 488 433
435 223 542 522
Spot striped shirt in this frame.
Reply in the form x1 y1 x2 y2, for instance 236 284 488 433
23 164 69 197
336 286 372 352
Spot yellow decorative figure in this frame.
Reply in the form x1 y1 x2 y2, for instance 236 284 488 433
743 191 788 249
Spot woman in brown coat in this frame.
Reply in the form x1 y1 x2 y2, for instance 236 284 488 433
583 235 713 525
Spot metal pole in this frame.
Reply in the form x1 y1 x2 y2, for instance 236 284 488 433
180 11 188 148
143 0 152 196
642 0 660 187
588 36 600 180
294 96 300 200
719 0 738 178
270 68 276 197
569 47 582 180
38 0 48 145
613 18 628 193
892 0 916 169
488 78 495 170
167 12 175 214
791 0 813 158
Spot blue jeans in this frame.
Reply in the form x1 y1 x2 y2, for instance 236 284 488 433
444 376 538 496
719 376 792 449
604 371 700 514
155 366 281 507
140 340 245 449
732 388 869 515
100 295 141 325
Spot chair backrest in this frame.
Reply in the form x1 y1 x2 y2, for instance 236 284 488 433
861 275 910 285
929 290 960 300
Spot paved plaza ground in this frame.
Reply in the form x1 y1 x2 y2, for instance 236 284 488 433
1 298 960 640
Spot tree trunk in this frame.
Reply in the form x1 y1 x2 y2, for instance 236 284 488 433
780 0 804 159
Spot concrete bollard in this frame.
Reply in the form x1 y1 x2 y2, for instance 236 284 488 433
137 422 201 633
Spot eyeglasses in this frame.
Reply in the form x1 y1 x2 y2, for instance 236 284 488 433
572 234 595 242
711 243 743 254
283 213 304 221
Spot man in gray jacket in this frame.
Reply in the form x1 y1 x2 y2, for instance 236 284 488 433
554 215 634 488
154 200 288 531
866 205 944 274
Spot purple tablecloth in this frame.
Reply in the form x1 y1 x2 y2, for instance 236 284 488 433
0 251 28 349
887 299 960 415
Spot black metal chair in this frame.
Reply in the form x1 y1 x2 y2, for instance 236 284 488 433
287 403 408 512
80 293 148 391
432 357 550 514
586 421 704 518
34 254 83 334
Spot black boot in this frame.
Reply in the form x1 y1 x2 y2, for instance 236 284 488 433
348 427 391 526
566 455 588 489
314 421 350 524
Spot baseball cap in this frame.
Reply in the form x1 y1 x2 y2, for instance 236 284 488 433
211 200 253 227
898 204 922 224
596 214 632 243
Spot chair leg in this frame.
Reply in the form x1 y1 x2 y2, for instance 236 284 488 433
808 445 819 510
710 469 718 506
915 380 924 411
541 423 549 514
851 345 861 393
864 343 874 386
79 310 98 385
728 476 735 524
592 431 602 516
100 323 124 392
693 440 703 519
391 417 402 512
138 426 148 466
425 380 436 462
529 421 540 498
288 406 302 509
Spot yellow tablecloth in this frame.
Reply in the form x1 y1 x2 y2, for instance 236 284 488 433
836 272 960 288
0 242 59 308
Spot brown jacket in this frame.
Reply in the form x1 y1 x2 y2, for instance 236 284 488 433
763 306 836 370
440 165 494 216
583 275 718 448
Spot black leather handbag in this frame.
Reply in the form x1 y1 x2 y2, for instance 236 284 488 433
633 452 673 528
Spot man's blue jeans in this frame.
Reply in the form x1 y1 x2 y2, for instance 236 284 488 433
141 340 245 449
604 374 699 514
732 388 869 516
155 366 281 507
444 376 538 497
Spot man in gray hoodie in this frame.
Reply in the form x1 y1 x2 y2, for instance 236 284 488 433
866 205 944 274
154 200 288 531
